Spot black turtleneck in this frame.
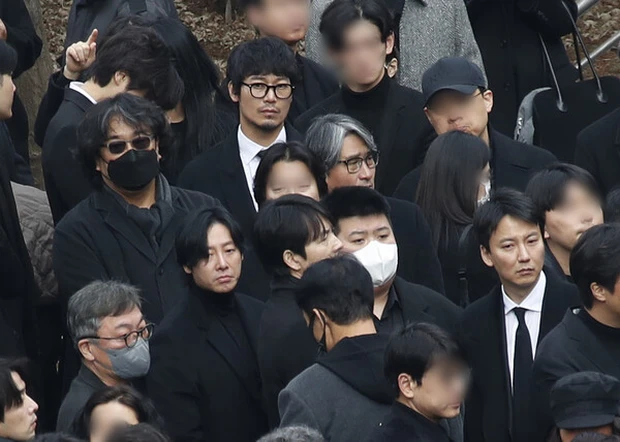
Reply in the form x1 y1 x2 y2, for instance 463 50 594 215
577 309 620 366
341 71 391 143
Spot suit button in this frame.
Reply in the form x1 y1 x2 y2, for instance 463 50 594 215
159 268 164 276
501 39 508 48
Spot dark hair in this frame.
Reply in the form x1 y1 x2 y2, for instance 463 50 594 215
605 188 620 223
33 434 84 442
105 423 171 442
295 255 374 324
570 223 620 309
72 385 163 440
87 25 184 111
254 141 327 208
254 194 335 277
319 0 394 51
322 186 391 227
0 40 17 77
572 434 620 442
416 131 490 249
0 358 29 422
226 37 301 94
176 206 245 269
526 163 601 228
75 93 173 189
474 188 542 250
384 322 466 395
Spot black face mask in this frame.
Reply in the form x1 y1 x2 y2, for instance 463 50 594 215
309 312 327 356
107 149 159 191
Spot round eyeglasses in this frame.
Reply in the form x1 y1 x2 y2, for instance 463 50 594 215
241 82 295 99
81 323 155 348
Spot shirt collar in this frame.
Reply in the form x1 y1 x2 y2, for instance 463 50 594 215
502 270 546 315
237 125 287 166
69 81 97 105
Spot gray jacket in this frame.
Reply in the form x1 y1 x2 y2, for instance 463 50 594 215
305 0 485 92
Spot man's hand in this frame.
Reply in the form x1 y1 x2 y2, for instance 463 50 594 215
0 19 7 41
63 29 98 81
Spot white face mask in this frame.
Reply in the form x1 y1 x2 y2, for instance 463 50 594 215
352 241 399 287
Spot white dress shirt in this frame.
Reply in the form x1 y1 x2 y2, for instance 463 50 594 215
237 125 287 210
69 82 97 105
502 270 547 390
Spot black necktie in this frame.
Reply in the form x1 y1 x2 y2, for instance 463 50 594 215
257 149 269 161
512 307 533 442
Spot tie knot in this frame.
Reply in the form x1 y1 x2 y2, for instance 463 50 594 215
257 149 269 160
513 307 528 323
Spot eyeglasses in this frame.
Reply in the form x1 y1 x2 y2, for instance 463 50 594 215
241 82 295 99
81 323 155 348
336 151 379 174
426 91 483 114
103 135 154 155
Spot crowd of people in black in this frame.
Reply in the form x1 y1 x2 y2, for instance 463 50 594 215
1 0 620 441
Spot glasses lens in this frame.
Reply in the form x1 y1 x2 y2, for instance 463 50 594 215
366 153 378 168
125 331 139 348
347 158 363 174
132 136 152 150
275 85 292 99
108 141 127 155
142 324 154 340
251 84 268 98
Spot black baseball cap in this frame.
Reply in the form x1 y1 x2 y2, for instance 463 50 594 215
551 372 620 430
421 57 487 106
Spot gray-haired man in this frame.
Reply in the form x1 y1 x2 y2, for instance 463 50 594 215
56 280 153 432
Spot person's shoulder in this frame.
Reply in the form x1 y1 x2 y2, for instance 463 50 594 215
54 194 97 232
285 363 331 392
462 288 499 320
390 82 425 105
577 107 620 147
493 130 556 163
171 185 221 208
177 136 233 183
295 93 342 130
386 196 423 219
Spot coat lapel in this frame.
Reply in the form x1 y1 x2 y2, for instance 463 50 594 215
393 277 436 324
539 270 577 341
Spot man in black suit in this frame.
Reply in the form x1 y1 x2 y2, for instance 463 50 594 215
178 37 302 301
323 186 461 336
42 25 183 224
253 195 343 428
461 189 580 442
241 0 338 121
305 113 445 294
393 57 557 202
531 223 620 442
295 0 434 196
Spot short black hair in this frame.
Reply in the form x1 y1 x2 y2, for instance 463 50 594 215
0 358 29 422
322 186 391 228
474 188 543 250
320 0 394 51
226 37 301 95
384 322 466 396
570 223 620 309
105 423 171 442
296 255 374 324
0 40 17 77
75 93 173 189
254 194 336 277
176 206 245 269
87 25 184 111
526 163 601 227
254 141 327 208
605 188 620 223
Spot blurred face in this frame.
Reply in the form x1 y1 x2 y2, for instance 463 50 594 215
285 217 343 276
481 215 545 298
184 223 243 294
559 425 613 442
544 181 603 252
425 90 493 142
0 373 38 441
265 160 321 202
337 214 395 253
326 135 376 191
229 74 292 134
89 401 139 442
331 20 394 89
248 0 310 46
0 74 15 119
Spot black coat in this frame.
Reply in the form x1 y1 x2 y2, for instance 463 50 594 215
393 129 557 200
42 88 95 225
367 402 453 442
388 197 445 294
53 183 221 324
295 79 435 196
574 106 620 196
288 55 339 123
530 308 620 442
147 288 268 442
0 0 42 78
177 124 303 301
466 0 578 136
460 270 579 442
35 71 74 147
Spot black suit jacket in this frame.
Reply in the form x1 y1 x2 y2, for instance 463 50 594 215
393 129 557 201
531 308 620 442
460 270 579 442
147 288 268 442
295 80 435 196
288 55 339 123
42 88 95 224
177 124 302 301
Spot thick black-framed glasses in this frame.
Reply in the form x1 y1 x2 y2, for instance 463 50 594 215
241 82 295 99
81 323 155 348
337 151 379 174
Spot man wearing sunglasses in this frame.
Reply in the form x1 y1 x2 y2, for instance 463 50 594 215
179 37 303 302
57 280 153 432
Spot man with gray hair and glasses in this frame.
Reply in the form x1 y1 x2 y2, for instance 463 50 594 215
258 425 325 442
56 280 153 432
306 113 445 295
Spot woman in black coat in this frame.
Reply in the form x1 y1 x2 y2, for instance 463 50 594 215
146 207 268 442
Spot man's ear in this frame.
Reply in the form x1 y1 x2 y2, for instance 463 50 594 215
480 245 494 268
183 265 192 275
78 339 96 362
228 81 240 103
113 70 129 88
283 249 303 272
482 89 494 113
591 282 608 303
397 373 416 399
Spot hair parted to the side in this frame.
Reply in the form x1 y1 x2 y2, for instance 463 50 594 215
0 358 29 422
